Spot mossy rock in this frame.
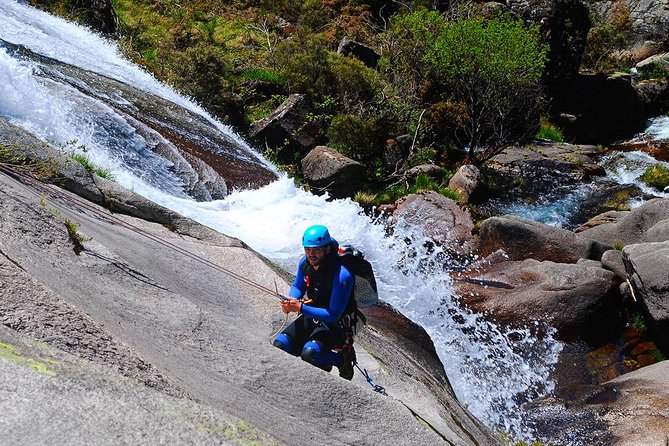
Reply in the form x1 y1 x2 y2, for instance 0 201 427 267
641 164 669 191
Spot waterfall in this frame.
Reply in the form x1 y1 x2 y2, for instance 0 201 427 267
0 1 565 440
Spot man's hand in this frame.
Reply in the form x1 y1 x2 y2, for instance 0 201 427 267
280 297 302 314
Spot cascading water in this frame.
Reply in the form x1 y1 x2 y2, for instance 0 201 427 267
0 1 564 441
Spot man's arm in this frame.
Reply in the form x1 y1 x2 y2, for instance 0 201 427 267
301 264 353 323
288 256 307 299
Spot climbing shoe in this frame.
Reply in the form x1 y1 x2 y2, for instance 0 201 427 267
338 351 354 380
316 363 333 373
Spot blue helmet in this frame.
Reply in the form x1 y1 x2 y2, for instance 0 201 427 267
302 225 333 248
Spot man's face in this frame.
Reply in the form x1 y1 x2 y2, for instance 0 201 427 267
304 245 329 268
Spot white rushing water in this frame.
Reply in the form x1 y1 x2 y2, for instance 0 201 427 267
0 1 564 439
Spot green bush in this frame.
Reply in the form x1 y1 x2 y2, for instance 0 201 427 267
641 164 669 191
536 117 564 142
167 44 246 126
326 114 379 161
243 68 283 83
425 12 548 163
379 10 446 103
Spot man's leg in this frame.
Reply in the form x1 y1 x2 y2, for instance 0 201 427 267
273 315 310 356
300 327 341 371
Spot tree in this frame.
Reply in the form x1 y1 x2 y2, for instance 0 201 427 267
379 9 446 106
426 13 548 164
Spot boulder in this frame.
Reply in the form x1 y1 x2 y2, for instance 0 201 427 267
635 78 669 117
337 36 380 68
385 134 412 171
623 241 669 353
603 360 669 445
579 198 669 246
588 0 669 50
636 52 669 76
394 191 478 258
478 215 610 262
601 249 627 281
404 164 444 182
575 210 628 232
454 258 622 340
301 146 366 199
249 94 321 163
546 74 647 144
448 164 485 204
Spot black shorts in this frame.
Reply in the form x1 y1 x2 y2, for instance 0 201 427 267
281 315 345 356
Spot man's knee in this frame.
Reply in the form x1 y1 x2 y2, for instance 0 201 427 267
300 340 323 363
273 333 292 353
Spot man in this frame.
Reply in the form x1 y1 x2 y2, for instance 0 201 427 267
273 225 357 380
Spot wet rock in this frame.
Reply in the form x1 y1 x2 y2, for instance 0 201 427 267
478 215 610 263
394 191 478 258
32 0 117 34
301 146 366 199
484 143 606 201
0 117 104 205
454 258 622 341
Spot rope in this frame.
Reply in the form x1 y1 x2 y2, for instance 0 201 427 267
268 312 292 344
354 362 387 396
0 163 286 301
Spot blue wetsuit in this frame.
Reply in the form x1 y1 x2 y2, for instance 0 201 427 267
274 249 356 369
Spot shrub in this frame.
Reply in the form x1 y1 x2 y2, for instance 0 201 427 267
536 117 564 142
326 114 380 161
243 68 283 83
167 44 246 126
641 163 669 191
582 0 633 72
631 312 647 333
425 12 548 164
379 10 446 104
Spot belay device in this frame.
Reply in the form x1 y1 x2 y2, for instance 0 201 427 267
337 245 378 308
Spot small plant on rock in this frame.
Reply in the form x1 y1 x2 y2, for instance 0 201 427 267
631 312 647 334
64 219 91 255
69 152 114 179
536 117 564 142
